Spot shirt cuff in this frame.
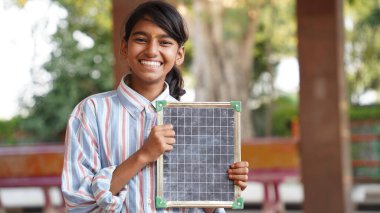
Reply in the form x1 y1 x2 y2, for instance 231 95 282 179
91 165 128 212
213 208 226 213
200 208 226 213
214 208 226 213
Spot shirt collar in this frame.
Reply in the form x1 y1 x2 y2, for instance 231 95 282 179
117 75 175 118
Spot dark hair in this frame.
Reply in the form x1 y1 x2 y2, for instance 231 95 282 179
123 1 188 100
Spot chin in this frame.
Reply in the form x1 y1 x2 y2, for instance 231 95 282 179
140 75 166 84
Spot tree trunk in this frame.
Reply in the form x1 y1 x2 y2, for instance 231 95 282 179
264 0 276 137
188 0 262 138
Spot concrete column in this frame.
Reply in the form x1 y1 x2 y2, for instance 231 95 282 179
297 0 353 212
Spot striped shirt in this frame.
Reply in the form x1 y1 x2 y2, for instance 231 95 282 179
61 76 225 213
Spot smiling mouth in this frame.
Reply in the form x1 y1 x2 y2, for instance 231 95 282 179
140 60 162 67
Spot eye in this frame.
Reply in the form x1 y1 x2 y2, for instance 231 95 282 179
160 39 174 47
134 37 147 44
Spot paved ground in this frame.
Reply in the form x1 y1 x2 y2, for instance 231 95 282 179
1 181 380 212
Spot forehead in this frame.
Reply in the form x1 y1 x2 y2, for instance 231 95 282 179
131 18 168 36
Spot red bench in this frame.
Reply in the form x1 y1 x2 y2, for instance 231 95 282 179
242 137 300 211
0 144 64 210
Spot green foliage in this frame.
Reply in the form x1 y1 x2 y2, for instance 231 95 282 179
253 0 296 81
252 95 298 137
345 0 380 104
182 40 193 70
253 100 380 137
271 95 298 136
250 0 297 137
350 104 380 121
20 0 113 142
223 6 251 40
0 117 22 145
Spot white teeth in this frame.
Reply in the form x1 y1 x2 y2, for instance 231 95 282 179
141 60 160 67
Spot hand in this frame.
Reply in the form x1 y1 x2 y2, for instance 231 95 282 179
139 124 175 164
228 161 249 191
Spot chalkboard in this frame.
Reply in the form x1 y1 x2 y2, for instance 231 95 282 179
155 101 243 209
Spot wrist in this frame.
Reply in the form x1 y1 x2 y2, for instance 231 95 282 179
136 149 151 165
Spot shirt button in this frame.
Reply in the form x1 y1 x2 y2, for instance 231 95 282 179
147 198 151 204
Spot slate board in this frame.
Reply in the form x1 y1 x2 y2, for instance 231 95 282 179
155 101 243 209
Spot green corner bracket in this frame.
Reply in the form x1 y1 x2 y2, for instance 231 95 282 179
230 101 241 112
156 100 167 112
155 196 167 208
232 197 244 209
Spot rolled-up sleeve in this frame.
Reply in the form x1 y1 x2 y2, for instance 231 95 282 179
91 166 128 211
61 101 127 212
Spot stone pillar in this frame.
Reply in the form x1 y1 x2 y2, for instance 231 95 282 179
297 0 353 212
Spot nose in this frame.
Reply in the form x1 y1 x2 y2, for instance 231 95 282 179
145 41 159 57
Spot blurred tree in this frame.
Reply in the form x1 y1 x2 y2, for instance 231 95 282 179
0 117 22 145
20 0 113 142
252 0 296 136
346 0 380 105
16 0 298 141
187 0 261 138
350 104 380 121
252 94 298 137
183 0 295 137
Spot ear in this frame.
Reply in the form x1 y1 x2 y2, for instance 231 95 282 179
120 39 128 58
175 46 185 66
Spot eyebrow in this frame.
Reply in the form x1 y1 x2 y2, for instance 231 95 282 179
131 31 173 39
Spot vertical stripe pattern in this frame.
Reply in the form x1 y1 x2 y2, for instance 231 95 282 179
61 76 224 212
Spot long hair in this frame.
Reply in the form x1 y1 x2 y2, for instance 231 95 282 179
123 1 188 100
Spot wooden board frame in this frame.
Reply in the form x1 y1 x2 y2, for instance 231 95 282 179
155 101 243 209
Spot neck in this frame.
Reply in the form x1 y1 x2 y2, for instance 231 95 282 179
128 77 165 101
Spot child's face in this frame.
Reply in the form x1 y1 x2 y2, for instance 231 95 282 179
123 18 185 87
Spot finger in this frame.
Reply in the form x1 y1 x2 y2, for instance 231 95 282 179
165 138 176 145
161 124 174 130
152 124 173 132
165 144 174 152
228 174 248 182
234 180 248 191
163 129 176 138
230 161 249 169
228 167 249 175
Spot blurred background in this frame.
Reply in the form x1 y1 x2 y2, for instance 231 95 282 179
0 0 379 212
